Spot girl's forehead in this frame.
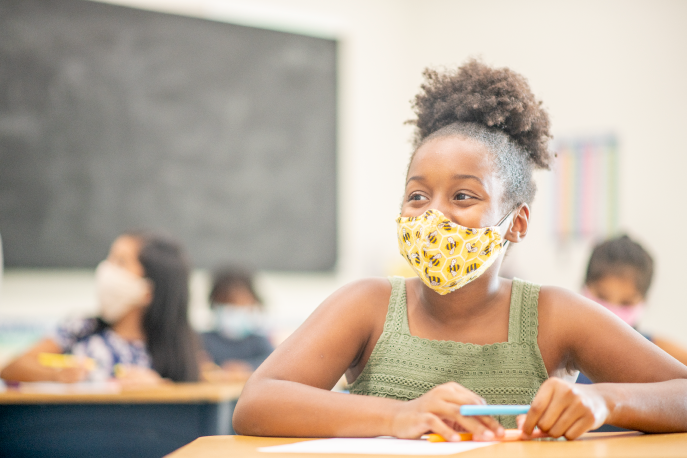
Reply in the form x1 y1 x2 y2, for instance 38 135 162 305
407 136 496 183
110 235 140 256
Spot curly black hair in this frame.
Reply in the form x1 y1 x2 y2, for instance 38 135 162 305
407 59 553 207
585 235 654 297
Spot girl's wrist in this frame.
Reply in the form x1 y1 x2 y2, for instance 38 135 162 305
587 383 620 426
382 398 407 437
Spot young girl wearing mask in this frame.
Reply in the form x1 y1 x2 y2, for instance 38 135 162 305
201 267 273 381
578 235 687 384
0 231 199 384
232 60 687 441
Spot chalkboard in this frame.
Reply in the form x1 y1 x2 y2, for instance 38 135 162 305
0 0 337 270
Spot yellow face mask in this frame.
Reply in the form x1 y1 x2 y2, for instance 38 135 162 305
396 209 511 295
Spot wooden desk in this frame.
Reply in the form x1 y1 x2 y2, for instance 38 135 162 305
166 432 687 458
0 382 243 458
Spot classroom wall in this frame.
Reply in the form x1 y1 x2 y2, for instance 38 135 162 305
2 0 686 363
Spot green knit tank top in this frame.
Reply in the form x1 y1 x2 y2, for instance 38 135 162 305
348 277 548 428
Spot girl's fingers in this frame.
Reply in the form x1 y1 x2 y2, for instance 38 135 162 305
536 383 580 435
418 383 506 440
516 414 526 430
522 380 555 434
544 404 579 438
546 398 596 439
563 417 592 441
434 387 503 437
523 378 581 435
424 414 464 442
443 383 486 406
452 413 503 440
475 414 504 437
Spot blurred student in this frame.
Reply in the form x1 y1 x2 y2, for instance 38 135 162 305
579 235 687 380
201 267 273 381
0 231 200 384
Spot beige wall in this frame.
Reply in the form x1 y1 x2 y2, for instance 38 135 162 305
3 1 686 354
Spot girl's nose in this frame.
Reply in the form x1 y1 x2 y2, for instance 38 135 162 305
431 200 456 223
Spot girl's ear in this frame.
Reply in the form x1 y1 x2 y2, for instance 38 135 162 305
505 204 530 243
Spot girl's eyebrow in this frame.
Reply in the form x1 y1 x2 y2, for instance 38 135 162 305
405 174 485 186
452 174 485 186
406 174 484 187
406 175 424 185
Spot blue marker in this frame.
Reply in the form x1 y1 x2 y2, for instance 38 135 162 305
460 405 530 416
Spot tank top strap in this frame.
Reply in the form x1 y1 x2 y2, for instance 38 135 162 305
385 276 410 334
507 278 541 344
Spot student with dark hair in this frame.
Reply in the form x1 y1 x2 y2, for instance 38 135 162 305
0 231 200 383
233 60 687 441
201 268 273 381
580 234 687 373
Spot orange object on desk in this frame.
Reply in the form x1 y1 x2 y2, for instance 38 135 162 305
425 429 538 442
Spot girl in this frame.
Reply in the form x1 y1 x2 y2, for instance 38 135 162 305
232 60 687 441
580 234 687 373
0 231 200 383
201 267 273 382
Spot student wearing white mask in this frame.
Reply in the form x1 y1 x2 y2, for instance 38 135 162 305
201 267 273 381
0 231 200 384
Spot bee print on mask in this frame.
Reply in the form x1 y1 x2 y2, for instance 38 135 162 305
407 252 421 266
447 259 460 277
396 209 507 295
402 228 412 246
445 237 457 255
429 252 442 267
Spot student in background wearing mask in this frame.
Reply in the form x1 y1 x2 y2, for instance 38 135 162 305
201 267 273 381
0 231 200 384
578 235 687 386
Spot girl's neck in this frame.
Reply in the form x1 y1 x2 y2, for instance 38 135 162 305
111 307 146 342
412 260 508 322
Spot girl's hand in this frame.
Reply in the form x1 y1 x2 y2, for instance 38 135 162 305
520 378 609 440
392 382 505 441
114 365 167 388
53 366 88 383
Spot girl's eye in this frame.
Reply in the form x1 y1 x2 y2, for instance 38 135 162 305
455 193 472 201
408 193 427 201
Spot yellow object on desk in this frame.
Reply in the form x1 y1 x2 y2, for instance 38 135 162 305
38 353 96 371
424 432 472 442
423 429 528 442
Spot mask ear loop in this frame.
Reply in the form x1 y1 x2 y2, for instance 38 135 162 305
495 205 520 251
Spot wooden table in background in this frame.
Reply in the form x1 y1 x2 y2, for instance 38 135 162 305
0 382 243 458
166 432 687 458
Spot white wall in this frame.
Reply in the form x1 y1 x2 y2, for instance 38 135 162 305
3 0 686 361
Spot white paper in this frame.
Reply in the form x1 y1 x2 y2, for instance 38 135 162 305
259 437 496 455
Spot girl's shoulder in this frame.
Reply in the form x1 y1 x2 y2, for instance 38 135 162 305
537 285 607 317
326 277 395 310
307 277 394 343
536 285 615 331
536 285 630 359
52 317 105 350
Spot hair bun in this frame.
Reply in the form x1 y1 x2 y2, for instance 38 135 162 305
410 59 553 169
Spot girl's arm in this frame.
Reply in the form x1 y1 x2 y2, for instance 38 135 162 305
232 278 502 441
523 287 687 438
651 336 687 366
0 338 88 383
